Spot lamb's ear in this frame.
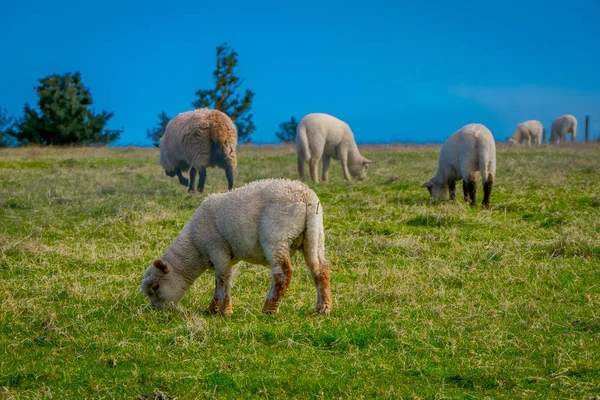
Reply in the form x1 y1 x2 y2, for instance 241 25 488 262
153 260 169 274
363 158 372 165
153 143 159 148
420 180 434 188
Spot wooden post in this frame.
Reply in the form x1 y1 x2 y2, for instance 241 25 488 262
584 115 589 142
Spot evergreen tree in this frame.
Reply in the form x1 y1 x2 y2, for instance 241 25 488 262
147 111 171 146
275 116 299 143
14 72 121 145
192 43 255 142
0 107 16 147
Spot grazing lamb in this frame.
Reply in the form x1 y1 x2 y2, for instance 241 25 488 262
296 113 372 183
159 108 237 192
420 123 496 207
507 120 543 145
141 179 332 315
550 114 577 144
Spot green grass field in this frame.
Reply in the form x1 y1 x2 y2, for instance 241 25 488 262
1 143 599 399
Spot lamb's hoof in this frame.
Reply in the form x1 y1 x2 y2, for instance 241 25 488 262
206 307 219 315
316 305 331 315
262 303 279 314
219 306 233 315
179 179 189 187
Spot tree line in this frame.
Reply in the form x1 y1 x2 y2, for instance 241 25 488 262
1 43 299 147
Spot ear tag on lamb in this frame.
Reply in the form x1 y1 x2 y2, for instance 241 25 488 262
153 260 169 274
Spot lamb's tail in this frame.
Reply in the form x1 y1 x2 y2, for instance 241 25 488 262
211 126 237 170
478 139 496 184
295 123 311 162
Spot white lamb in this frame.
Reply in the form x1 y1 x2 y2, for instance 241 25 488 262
141 179 332 315
159 108 237 192
296 113 372 183
550 114 577 144
507 120 543 145
421 123 496 207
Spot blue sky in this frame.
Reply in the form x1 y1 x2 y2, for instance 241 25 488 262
1 0 599 145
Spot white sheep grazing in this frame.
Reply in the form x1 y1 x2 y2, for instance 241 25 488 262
141 179 332 315
296 113 372 183
159 108 237 192
507 120 543 145
550 114 577 144
420 123 496 207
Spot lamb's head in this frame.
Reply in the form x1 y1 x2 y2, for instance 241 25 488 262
349 157 372 180
142 260 186 309
420 179 449 200
506 137 516 145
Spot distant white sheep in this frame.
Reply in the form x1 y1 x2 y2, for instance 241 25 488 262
550 114 577 144
507 120 543 145
296 113 372 183
142 179 332 315
159 108 237 192
421 123 496 207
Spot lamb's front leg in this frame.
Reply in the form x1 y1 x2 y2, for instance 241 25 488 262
309 157 320 183
263 257 293 314
321 154 331 182
449 181 456 200
339 154 351 181
206 278 220 315
209 253 236 315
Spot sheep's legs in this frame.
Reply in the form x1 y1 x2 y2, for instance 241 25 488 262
206 279 220 315
340 154 351 181
297 158 306 180
310 262 332 314
302 244 332 314
212 273 233 315
263 257 293 314
309 157 320 183
463 179 477 205
188 168 197 192
173 168 189 187
197 167 207 192
321 155 331 182
482 178 493 208
449 181 456 200
224 167 233 191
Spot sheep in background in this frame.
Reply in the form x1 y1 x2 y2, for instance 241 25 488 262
141 179 332 315
159 108 237 192
507 120 543 145
296 113 372 183
421 123 496 207
550 114 577 144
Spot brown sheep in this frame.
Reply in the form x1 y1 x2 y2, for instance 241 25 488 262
159 108 237 192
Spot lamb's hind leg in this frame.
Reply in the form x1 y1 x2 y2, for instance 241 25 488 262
482 175 493 208
463 175 477 205
188 168 197 192
302 242 331 315
263 256 293 314
197 167 207 192
297 157 306 180
224 166 233 191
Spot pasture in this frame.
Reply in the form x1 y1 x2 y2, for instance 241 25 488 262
0 143 599 399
